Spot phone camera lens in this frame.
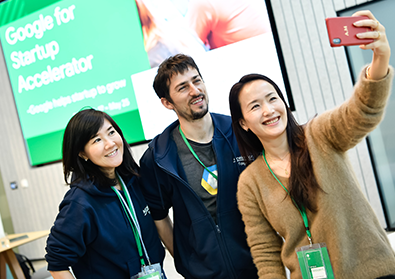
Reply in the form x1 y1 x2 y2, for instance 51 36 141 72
333 38 341 44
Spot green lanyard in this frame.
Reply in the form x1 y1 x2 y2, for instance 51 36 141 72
262 150 312 245
179 126 218 180
111 175 147 266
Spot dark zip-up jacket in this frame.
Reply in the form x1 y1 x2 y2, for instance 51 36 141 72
45 174 165 279
139 113 258 279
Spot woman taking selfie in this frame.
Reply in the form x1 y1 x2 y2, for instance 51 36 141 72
229 11 395 279
45 109 165 279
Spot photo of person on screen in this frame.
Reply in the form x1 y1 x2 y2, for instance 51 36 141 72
135 0 206 68
186 0 271 50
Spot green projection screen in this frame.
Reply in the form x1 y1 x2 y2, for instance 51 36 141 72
0 0 292 166
0 0 148 165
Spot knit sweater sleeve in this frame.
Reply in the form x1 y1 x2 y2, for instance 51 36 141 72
308 66 393 152
237 170 286 279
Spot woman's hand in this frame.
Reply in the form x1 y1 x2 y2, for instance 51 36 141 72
352 10 390 80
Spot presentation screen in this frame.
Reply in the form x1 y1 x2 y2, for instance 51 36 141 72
0 0 291 166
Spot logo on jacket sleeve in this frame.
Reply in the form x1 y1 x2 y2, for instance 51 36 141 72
143 205 151 216
233 156 246 166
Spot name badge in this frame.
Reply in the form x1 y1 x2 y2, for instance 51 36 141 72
296 243 334 279
131 263 163 279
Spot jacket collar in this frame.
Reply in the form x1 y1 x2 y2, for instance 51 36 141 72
148 113 232 156
148 113 233 176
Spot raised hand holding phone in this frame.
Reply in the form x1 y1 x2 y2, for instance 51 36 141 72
353 10 390 80
326 10 390 80
325 15 373 47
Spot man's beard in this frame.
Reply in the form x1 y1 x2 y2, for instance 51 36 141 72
174 97 209 122
191 105 209 120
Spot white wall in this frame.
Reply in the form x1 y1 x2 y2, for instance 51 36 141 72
0 211 5 239
0 0 385 259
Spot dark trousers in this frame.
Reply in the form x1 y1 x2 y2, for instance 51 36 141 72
377 276 395 279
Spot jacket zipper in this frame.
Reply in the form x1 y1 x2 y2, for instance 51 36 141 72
156 153 238 279
212 141 237 279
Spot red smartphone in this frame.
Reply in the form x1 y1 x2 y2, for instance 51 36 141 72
325 16 374 47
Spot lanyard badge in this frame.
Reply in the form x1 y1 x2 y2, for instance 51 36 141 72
296 243 334 279
131 263 162 279
112 173 164 279
262 151 335 279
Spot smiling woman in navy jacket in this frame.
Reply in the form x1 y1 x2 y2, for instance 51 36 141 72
45 109 165 279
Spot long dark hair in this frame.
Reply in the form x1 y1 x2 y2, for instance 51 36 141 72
229 74 321 211
62 109 139 187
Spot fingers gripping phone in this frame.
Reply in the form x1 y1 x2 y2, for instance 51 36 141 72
326 15 374 47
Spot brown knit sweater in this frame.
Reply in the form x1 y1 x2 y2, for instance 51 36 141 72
237 66 395 279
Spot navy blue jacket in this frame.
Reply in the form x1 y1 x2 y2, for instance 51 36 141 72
45 174 165 279
139 113 258 279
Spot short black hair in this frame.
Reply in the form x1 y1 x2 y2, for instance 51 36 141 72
153 54 203 101
62 108 138 187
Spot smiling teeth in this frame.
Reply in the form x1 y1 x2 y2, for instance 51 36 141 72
192 98 202 104
265 117 279 125
106 150 117 157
